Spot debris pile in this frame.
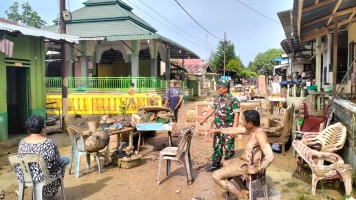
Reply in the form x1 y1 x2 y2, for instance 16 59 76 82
111 142 139 159
98 115 133 132
138 107 174 123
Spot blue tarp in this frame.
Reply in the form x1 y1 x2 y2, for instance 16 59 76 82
135 123 173 131
279 80 300 85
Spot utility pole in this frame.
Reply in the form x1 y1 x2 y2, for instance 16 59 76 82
60 0 68 129
223 32 226 76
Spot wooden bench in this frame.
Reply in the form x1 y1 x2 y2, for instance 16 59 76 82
292 140 353 196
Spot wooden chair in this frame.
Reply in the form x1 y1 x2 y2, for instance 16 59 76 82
8 153 66 200
226 146 269 200
157 130 194 185
263 104 294 155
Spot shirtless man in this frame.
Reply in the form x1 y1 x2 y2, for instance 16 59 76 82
209 110 274 200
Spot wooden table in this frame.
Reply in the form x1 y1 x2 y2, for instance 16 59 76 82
135 123 174 153
104 127 137 166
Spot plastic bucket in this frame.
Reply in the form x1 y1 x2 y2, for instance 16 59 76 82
88 121 98 132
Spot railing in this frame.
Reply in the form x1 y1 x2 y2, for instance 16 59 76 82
46 77 164 93
46 94 162 115
163 80 188 92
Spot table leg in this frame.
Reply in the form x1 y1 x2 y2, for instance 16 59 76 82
129 130 134 149
137 132 141 153
168 131 172 147
104 145 109 166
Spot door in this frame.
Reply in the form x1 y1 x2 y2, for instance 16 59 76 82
7 66 29 134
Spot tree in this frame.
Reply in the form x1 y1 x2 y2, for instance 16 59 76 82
226 57 243 76
247 61 253 70
208 40 236 74
5 2 46 28
251 48 285 75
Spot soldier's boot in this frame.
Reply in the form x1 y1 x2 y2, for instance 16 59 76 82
205 163 220 172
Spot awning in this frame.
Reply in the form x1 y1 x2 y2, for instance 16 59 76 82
281 38 309 54
293 0 356 42
277 9 294 39
274 63 290 69
0 18 79 43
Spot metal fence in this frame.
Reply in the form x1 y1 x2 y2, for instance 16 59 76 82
46 77 165 93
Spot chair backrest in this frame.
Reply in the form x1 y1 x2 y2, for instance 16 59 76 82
250 146 264 166
8 153 50 184
278 104 294 140
67 125 86 152
176 130 193 159
315 122 347 152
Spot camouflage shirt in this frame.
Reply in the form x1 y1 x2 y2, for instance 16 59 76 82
212 92 240 129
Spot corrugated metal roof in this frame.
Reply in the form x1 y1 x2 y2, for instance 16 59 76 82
280 39 309 54
177 59 209 75
293 0 356 39
0 18 79 43
84 0 132 10
53 0 156 33
45 20 151 38
274 63 290 69
52 4 156 32
278 10 294 39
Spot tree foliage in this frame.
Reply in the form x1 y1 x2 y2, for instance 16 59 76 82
208 40 236 73
226 57 243 76
5 2 46 28
251 48 285 75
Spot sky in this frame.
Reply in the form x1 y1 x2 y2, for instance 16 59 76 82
0 0 293 65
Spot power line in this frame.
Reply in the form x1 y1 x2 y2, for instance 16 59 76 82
126 0 206 50
235 0 280 24
138 0 216 50
174 0 223 40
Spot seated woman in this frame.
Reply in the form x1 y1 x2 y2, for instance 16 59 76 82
15 115 70 199
210 110 274 200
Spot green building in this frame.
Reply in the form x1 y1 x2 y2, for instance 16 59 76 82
45 0 198 81
0 18 78 141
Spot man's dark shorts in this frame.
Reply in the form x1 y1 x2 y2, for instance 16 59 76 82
172 109 179 123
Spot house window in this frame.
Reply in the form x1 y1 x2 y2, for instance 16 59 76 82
304 64 311 72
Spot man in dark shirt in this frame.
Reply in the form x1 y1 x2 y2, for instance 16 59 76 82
164 80 183 137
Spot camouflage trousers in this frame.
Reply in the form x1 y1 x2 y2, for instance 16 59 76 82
212 133 235 164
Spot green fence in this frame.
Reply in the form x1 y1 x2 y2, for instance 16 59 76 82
46 77 164 93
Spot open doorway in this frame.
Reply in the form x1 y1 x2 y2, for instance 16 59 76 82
7 66 29 135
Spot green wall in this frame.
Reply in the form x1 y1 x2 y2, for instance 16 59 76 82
188 80 199 96
0 52 7 141
0 35 46 141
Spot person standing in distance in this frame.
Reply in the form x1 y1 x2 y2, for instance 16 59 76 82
164 80 183 137
127 83 136 109
200 79 240 172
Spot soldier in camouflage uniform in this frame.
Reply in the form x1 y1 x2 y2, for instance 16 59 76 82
200 79 240 172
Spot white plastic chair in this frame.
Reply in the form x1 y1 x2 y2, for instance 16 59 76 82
7 153 65 200
157 129 194 185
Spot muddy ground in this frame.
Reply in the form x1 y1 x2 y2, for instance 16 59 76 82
0 101 353 200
